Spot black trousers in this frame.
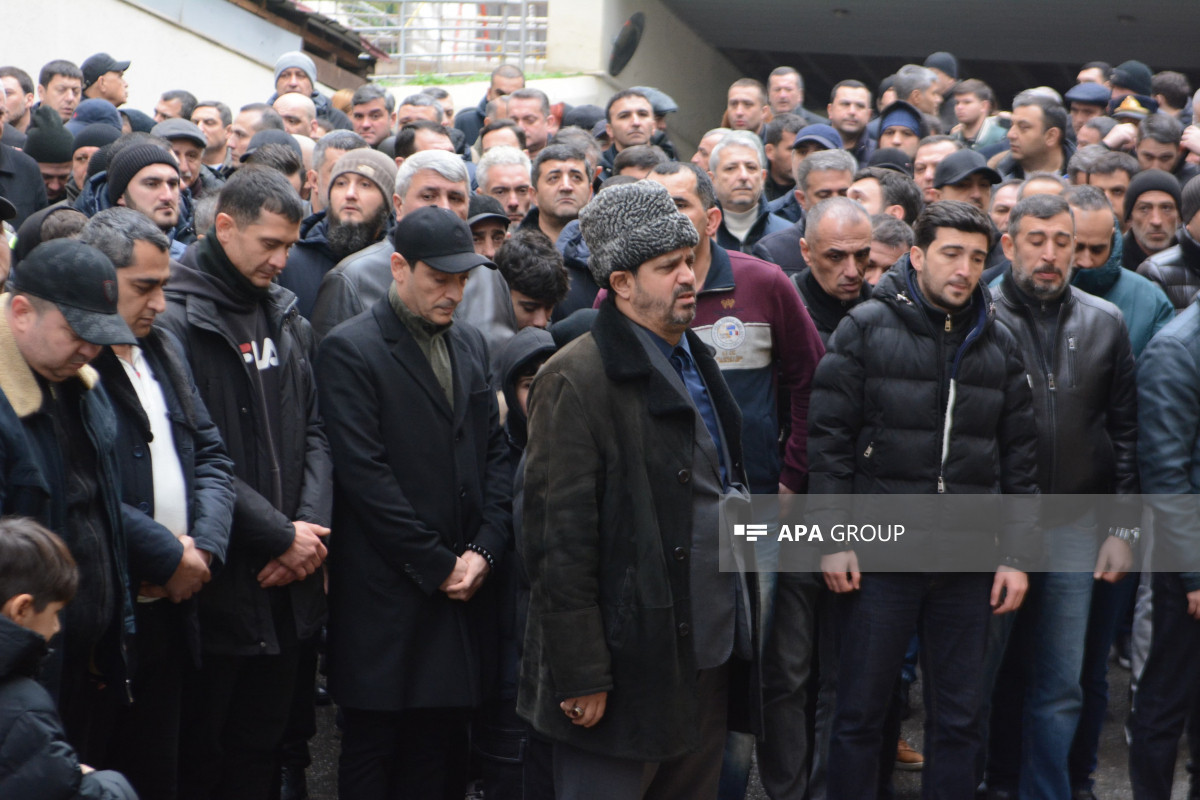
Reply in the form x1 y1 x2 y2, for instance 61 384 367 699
338 706 471 800
109 601 187 800
178 646 301 800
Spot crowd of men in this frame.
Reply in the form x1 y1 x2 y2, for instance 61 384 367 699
1 43 1200 800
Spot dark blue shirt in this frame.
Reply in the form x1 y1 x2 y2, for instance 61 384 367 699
640 326 728 485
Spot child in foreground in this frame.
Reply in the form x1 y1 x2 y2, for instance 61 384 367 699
0 516 138 800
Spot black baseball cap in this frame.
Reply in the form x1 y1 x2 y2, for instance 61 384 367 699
933 149 1001 189
393 206 497 273
0 195 15 222
467 194 510 228
81 53 130 90
9 239 136 345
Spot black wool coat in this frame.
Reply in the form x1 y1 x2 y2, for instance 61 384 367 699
316 299 512 711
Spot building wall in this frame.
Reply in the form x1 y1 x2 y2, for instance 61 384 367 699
545 0 743 157
2 0 335 118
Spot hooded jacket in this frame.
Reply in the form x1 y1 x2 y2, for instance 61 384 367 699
1137 225 1200 312
0 616 138 800
493 327 556 469
74 169 196 258
807 259 1040 569
518 210 598 322
157 237 332 655
279 212 334 320
1070 222 1173 356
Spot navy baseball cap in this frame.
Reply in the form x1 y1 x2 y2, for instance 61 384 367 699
9 239 135 345
393 206 497 273
792 124 843 151
1064 83 1111 108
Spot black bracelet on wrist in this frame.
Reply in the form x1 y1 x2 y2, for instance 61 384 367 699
465 542 495 570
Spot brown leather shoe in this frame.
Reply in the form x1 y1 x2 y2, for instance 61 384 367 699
895 737 925 771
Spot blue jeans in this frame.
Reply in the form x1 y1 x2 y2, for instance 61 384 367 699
1068 572 1137 792
827 572 993 800
987 517 1098 800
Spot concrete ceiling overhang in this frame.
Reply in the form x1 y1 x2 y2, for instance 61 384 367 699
658 0 1193 69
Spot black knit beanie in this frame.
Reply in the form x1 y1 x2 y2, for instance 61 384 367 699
24 105 75 163
1124 169 1181 222
72 123 122 154
107 143 179 204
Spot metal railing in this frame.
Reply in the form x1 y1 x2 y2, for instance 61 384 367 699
306 1 548 77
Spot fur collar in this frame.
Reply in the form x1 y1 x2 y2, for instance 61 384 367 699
0 293 99 418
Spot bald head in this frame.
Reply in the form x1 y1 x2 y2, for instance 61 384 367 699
801 197 873 300
273 92 317 137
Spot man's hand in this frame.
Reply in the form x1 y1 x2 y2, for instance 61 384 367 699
442 550 491 601
164 535 211 602
821 550 860 593
560 692 607 728
1182 125 1200 157
1188 589 1200 621
991 566 1028 614
778 482 797 516
277 521 330 580
1094 535 1133 583
258 558 298 588
1102 122 1138 152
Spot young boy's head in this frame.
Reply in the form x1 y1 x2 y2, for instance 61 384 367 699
0 518 78 641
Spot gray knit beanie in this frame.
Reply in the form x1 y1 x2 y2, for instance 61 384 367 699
1182 174 1200 227
329 149 398 212
274 51 317 88
579 181 699 289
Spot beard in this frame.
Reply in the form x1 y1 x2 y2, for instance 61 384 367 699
327 205 388 261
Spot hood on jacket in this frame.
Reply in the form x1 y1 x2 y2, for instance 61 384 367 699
172 236 268 312
0 614 49 681
875 255 995 364
492 326 556 450
75 168 196 243
1071 219 1124 297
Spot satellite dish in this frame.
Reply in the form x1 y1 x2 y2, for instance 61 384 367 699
609 13 645 77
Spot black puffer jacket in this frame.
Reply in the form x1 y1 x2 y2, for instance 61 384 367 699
808 259 1040 569
0 617 138 800
992 269 1140 529
1137 226 1200 313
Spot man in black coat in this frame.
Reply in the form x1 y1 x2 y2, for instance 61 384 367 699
80 208 236 800
317 206 511 799
808 201 1039 799
519 182 757 799
156 168 332 800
